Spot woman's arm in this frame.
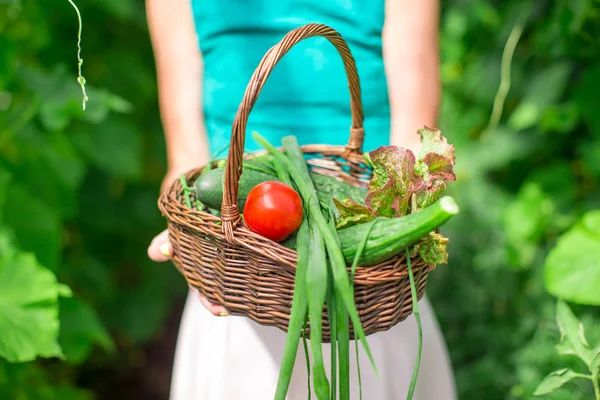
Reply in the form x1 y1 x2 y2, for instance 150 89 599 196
383 0 441 153
146 0 209 189
146 0 229 316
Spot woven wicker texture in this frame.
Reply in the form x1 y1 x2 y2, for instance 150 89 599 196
159 23 432 342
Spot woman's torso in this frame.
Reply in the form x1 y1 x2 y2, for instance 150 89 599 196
191 0 390 153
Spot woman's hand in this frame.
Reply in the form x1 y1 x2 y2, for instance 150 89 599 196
148 167 230 317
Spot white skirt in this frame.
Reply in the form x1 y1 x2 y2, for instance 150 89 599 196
170 291 457 400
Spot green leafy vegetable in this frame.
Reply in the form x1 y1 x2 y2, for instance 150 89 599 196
414 128 456 209
332 199 376 229
412 232 450 266
334 127 456 228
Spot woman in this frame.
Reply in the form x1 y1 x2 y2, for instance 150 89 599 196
146 0 457 398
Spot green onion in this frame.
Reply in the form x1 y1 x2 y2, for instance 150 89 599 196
336 292 350 400
326 283 337 400
405 248 423 400
350 219 377 400
274 221 310 399
306 221 330 400
302 318 312 400
179 174 192 209
278 135 377 374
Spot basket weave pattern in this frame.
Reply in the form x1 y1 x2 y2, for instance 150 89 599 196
159 24 432 341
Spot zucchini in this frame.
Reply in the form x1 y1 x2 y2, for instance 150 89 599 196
338 196 459 266
194 168 367 212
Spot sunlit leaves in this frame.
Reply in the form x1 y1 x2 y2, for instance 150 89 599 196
544 211 600 306
0 230 71 363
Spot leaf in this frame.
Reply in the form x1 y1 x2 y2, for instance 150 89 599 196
365 146 422 216
533 368 578 395
591 349 600 376
416 179 447 209
417 127 456 160
504 182 555 268
412 232 450 265
333 198 376 229
508 62 573 131
580 138 600 178
413 128 456 208
422 152 456 182
71 116 142 180
0 230 71 363
59 297 115 365
0 362 94 400
0 166 10 223
539 102 580 134
554 300 594 367
574 64 600 136
544 211 600 306
12 127 86 219
2 184 62 271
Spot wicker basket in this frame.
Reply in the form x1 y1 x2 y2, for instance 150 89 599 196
158 23 432 342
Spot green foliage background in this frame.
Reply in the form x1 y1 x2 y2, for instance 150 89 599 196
1 0 600 399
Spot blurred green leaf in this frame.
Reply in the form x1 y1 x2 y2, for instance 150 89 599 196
2 184 62 270
555 300 594 366
539 103 580 133
565 0 595 34
508 62 573 130
105 280 170 343
91 0 137 21
504 182 555 268
591 350 600 375
18 65 83 132
529 162 577 211
71 117 142 180
0 229 71 363
0 167 9 223
0 361 93 400
533 368 578 395
9 126 85 219
18 65 132 131
59 297 114 365
574 64 600 135
580 138 600 178
545 212 600 306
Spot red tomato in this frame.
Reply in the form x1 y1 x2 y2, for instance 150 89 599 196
243 181 303 242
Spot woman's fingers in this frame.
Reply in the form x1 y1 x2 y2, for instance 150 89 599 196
148 230 172 262
195 289 230 317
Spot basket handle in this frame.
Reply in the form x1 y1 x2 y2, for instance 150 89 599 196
221 23 365 243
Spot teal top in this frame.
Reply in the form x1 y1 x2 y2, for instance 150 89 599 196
191 0 390 154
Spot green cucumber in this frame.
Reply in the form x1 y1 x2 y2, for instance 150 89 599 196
193 168 277 211
338 196 459 266
309 173 367 208
281 197 458 266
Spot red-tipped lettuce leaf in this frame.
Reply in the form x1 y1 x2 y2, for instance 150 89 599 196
417 127 455 160
412 232 450 266
422 152 456 182
364 146 423 217
333 198 376 229
414 128 456 208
